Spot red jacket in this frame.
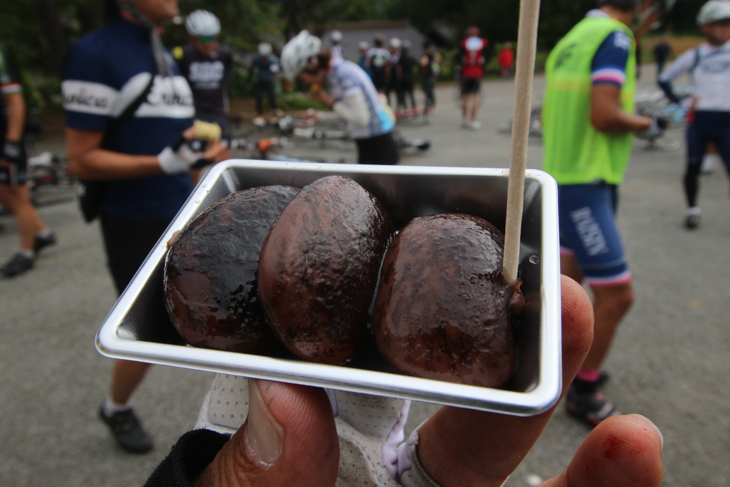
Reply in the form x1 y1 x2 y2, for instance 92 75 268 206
460 36 488 79
498 48 514 69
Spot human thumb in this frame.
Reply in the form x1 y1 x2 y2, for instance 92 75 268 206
539 414 663 487
193 379 339 487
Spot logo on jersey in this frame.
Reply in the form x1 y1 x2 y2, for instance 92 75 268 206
189 61 225 88
700 59 730 74
142 76 195 118
613 32 631 51
62 81 117 116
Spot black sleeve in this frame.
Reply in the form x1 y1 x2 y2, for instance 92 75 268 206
144 430 230 487
222 46 234 80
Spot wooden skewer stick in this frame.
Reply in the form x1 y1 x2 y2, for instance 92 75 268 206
503 0 542 286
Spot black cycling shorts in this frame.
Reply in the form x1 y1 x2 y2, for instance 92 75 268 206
100 213 173 295
460 77 482 96
355 132 400 166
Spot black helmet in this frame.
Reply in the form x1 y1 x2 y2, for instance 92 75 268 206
597 0 639 11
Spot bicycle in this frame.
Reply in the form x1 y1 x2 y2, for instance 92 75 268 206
275 113 431 154
26 152 76 206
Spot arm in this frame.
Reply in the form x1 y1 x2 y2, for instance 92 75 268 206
332 92 370 127
591 84 651 133
66 126 228 180
657 49 696 104
65 127 164 180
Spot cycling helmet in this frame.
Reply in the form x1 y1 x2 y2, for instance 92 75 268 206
358 41 369 50
185 10 220 36
281 30 322 79
389 37 402 49
258 42 273 56
697 0 730 25
330 30 343 43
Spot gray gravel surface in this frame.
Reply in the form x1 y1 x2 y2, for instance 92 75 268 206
1 66 728 486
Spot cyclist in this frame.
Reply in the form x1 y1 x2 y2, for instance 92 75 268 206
175 9 233 163
330 30 344 62
365 35 391 94
396 40 418 116
62 0 226 454
498 42 515 79
282 30 399 165
420 41 441 118
0 49 56 277
386 37 402 109
658 0 730 229
357 41 372 78
458 26 489 130
542 0 663 426
249 42 281 127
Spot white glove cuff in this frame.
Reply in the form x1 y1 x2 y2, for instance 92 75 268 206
158 145 197 174
398 427 509 487
397 427 442 487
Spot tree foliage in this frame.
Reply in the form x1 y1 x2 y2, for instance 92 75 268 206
0 0 709 112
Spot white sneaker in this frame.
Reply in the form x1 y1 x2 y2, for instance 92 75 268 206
469 120 481 130
701 154 719 174
685 207 701 229
253 116 266 127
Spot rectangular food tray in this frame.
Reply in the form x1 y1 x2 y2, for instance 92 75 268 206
96 160 561 416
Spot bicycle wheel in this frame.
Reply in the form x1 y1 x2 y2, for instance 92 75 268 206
633 134 682 152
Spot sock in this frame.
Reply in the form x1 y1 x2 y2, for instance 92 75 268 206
687 206 701 217
573 368 602 393
18 249 34 259
103 398 131 416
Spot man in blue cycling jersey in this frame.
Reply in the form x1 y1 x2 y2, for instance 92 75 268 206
63 0 226 454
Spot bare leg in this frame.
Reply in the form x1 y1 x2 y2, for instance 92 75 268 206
562 254 633 369
583 282 634 370
0 185 46 250
110 360 152 405
469 94 480 122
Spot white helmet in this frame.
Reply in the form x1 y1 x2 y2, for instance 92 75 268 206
697 0 730 25
358 41 369 50
281 30 322 79
185 10 220 36
330 30 343 42
389 37 402 49
258 42 273 56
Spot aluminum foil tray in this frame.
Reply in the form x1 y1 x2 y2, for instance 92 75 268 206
96 160 561 416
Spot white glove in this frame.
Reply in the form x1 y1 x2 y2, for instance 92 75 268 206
158 137 204 174
196 374 442 487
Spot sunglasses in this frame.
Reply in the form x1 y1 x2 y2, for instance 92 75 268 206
197 35 217 44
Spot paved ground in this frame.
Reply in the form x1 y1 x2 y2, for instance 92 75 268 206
2 65 729 486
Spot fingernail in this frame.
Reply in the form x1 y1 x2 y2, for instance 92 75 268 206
629 414 664 451
245 378 284 465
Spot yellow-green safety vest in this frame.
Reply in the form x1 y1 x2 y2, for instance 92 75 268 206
542 16 636 185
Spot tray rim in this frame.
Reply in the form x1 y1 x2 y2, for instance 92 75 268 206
95 160 562 416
